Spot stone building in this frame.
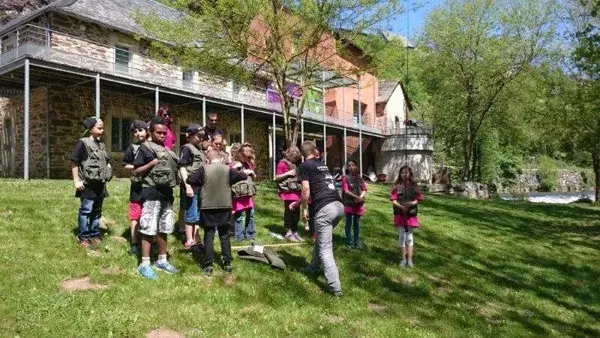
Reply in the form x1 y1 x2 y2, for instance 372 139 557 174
0 0 433 181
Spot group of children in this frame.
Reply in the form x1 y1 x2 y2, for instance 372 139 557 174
71 115 424 281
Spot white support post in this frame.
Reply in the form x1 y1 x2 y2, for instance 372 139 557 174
301 118 304 144
272 112 276 178
155 87 159 113
24 59 30 180
241 105 245 143
343 127 347 166
95 74 100 118
358 77 363 176
202 97 206 126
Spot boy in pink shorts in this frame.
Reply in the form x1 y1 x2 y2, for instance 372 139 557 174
123 120 148 255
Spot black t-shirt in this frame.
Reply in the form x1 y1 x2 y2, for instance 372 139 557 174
203 126 226 141
71 139 109 199
123 143 143 202
298 158 340 216
132 143 174 202
178 145 198 194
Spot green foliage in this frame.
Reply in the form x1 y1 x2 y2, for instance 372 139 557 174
418 0 558 181
1 179 600 336
136 0 401 147
538 155 559 191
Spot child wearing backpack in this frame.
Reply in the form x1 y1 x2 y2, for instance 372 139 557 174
275 146 303 242
230 142 257 242
132 117 180 280
390 165 424 267
71 117 113 249
123 120 148 255
341 159 367 249
178 124 207 250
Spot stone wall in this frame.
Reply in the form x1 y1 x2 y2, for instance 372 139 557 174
0 87 48 178
496 169 593 193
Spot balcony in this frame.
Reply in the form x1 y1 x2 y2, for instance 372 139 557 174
0 24 386 135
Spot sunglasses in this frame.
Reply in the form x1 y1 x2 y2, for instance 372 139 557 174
209 119 218 122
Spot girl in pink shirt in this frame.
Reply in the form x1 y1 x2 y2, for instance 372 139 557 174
341 159 367 248
390 165 424 267
275 146 303 242
230 143 257 241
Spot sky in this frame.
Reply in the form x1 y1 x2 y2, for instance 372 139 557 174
389 0 443 43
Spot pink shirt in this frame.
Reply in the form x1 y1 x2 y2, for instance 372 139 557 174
276 160 301 201
231 161 255 212
164 127 176 151
390 185 424 227
341 175 367 216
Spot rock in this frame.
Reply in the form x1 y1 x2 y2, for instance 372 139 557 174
451 182 489 200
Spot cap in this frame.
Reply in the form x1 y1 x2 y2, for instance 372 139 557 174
83 117 99 129
186 124 202 135
130 120 148 132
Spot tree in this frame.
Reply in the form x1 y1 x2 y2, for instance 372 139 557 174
137 0 400 148
570 0 600 201
418 0 557 181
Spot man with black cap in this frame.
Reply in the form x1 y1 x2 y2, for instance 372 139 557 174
178 124 208 250
123 120 149 255
71 116 113 249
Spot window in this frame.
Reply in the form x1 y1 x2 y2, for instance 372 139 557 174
229 133 241 145
353 100 366 123
114 44 131 74
111 117 131 152
182 71 194 88
1 36 15 53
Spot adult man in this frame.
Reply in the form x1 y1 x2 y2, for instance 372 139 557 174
203 112 226 142
298 140 344 296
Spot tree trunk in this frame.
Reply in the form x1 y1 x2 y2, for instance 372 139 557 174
593 151 600 204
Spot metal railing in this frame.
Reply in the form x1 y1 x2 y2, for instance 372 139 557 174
0 24 387 135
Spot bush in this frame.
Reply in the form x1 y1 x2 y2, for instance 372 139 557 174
538 155 558 191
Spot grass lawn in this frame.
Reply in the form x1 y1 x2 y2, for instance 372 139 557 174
0 179 599 337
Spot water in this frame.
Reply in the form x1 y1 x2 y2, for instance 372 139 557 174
500 191 595 204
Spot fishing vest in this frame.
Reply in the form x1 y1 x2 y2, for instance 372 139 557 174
78 137 112 184
231 162 257 198
393 183 419 217
142 142 179 188
342 175 364 206
182 143 206 175
201 163 232 210
130 143 145 184
277 159 302 192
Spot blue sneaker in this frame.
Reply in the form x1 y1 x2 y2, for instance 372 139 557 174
154 261 179 274
137 265 157 280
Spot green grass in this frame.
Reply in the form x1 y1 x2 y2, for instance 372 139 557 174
0 179 599 337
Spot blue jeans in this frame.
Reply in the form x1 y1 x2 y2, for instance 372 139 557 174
344 214 360 247
180 192 200 225
78 198 104 240
234 208 255 241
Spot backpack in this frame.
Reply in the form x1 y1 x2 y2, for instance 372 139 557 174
277 160 302 192
341 175 364 206
144 142 179 188
78 138 112 184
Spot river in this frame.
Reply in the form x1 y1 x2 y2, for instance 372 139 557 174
499 191 595 204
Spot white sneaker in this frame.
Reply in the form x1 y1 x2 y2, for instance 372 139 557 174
399 259 407 267
407 260 414 268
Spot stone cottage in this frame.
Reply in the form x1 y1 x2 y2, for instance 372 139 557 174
0 0 432 181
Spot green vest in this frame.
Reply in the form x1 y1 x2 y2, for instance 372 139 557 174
142 142 179 188
342 175 363 206
201 163 232 210
277 160 302 192
78 137 112 183
130 142 145 184
182 143 206 175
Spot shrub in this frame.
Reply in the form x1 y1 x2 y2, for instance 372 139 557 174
538 155 558 191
